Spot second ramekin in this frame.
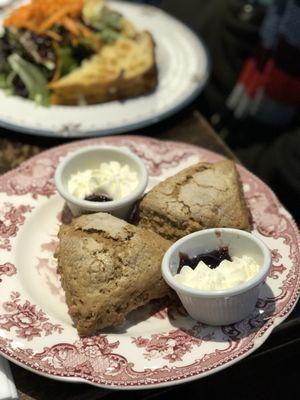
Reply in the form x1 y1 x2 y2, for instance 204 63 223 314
162 228 272 325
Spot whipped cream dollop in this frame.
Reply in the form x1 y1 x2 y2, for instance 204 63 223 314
174 255 260 291
68 161 138 201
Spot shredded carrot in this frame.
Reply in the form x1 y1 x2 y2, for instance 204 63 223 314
59 17 102 50
4 0 84 32
45 30 63 42
61 16 81 36
38 7 71 33
77 21 96 38
76 21 102 50
3 0 104 51
4 0 103 76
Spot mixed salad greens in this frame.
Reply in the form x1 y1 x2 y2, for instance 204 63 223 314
0 0 125 105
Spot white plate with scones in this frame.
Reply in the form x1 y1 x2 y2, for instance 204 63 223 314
0 135 299 389
0 0 209 138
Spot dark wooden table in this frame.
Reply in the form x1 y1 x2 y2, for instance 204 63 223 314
1 108 299 400
0 109 236 174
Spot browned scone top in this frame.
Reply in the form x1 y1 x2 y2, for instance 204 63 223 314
136 160 252 241
56 212 171 336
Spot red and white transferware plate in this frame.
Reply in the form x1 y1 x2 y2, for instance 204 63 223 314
0 136 299 389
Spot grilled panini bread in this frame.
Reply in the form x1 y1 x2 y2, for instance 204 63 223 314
136 160 252 241
56 212 171 336
49 31 157 105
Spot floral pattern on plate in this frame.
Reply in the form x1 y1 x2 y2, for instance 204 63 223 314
0 136 299 389
0 292 63 341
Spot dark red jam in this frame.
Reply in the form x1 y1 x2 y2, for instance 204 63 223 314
178 247 231 272
84 193 112 202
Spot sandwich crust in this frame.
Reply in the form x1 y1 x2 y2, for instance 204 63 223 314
49 32 158 105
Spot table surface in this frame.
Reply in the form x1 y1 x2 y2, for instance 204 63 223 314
0 109 236 173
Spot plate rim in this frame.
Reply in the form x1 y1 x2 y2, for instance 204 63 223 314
0 135 299 389
0 1 210 138
1 306 298 391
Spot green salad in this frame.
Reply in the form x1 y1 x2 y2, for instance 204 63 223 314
0 0 125 105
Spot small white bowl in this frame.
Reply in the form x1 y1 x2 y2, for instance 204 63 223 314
55 145 148 219
162 228 271 325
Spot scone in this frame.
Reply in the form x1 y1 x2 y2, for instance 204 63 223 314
136 160 251 241
56 212 171 336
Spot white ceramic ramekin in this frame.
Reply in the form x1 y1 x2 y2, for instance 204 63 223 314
54 145 148 219
162 228 272 325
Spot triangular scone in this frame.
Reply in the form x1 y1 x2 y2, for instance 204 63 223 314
56 212 171 336
49 32 157 105
136 160 252 241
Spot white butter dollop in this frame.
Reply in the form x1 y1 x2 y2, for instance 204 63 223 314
68 161 138 200
174 255 260 291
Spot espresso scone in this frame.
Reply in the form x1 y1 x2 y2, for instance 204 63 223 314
56 212 171 336
136 160 251 241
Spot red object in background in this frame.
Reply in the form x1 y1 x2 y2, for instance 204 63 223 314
265 64 300 105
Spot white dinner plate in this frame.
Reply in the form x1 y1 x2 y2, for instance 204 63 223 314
0 136 299 389
0 1 209 138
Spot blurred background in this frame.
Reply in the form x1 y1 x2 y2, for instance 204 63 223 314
131 0 300 223
0 1 299 399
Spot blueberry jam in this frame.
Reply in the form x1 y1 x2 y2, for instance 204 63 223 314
178 247 231 272
84 193 112 202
